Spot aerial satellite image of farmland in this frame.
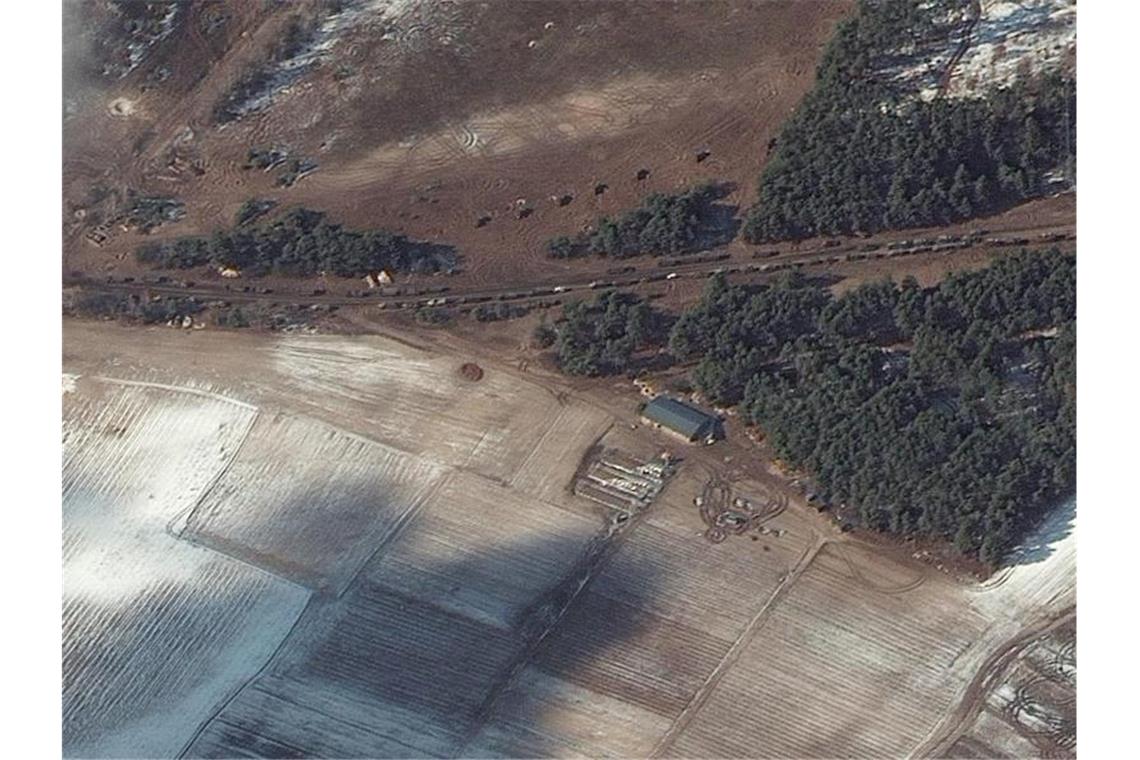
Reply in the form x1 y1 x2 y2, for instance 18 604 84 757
60 1 1077 757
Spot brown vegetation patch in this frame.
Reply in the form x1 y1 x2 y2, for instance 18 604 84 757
459 362 484 381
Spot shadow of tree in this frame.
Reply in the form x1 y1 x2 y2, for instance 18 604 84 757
404 240 462 275
1000 496 1075 568
692 180 741 251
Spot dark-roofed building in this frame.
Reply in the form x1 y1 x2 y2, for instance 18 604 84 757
641 396 719 443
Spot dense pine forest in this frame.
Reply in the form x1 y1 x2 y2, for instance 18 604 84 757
742 0 1075 242
551 291 667 376
669 250 1075 563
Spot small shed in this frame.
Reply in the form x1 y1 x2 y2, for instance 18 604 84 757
641 396 719 443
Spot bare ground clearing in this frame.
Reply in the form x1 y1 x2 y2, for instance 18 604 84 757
64 0 853 289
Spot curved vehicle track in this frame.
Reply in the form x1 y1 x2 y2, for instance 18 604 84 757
912 606 1077 758
828 542 927 595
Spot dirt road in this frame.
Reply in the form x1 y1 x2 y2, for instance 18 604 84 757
66 214 1075 318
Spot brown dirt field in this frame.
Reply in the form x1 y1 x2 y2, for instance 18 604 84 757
63 0 853 285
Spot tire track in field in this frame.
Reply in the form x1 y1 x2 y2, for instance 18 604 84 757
93 376 259 411
650 535 827 757
829 542 927 595
910 605 1077 758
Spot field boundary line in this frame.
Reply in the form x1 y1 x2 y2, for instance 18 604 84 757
337 469 454 597
96 381 307 591
281 408 450 474
650 536 826 757
452 502 649 756
259 398 447 470
175 593 323 760
93 375 258 411
176 471 454 757
175 530 319 594
170 406 262 540
167 411 320 594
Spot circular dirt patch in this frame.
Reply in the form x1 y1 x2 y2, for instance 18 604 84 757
459 362 484 381
108 98 136 118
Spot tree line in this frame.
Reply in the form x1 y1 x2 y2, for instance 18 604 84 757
67 292 203 325
670 249 1074 563
136 207 457 277
743 0 1075 242
547 184 727 260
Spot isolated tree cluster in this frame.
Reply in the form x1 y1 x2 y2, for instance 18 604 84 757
137 207 456 277
547 184 722 259
234 198 278 227
68 292 203 325
743 0 1076 242
671 250 1075 563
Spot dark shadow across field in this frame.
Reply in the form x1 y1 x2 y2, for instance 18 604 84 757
182 505 667 759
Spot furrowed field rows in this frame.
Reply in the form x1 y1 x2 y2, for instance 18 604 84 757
468 582 725 757
533 591 730 717
62 323 1075 760
301 580 520 716
668 543 993 758
941 618 1076 759
190 670 460 758
184 412 444 593
62 379 250 529
189 577 523 758
590 523 793 638
507 403 613 508
365 471 602 631
949 709 1042 758
189 475 614 758
598 472 811 640
62 379 308 758
467 470 815 757
270 336 563 480
464 666 674 758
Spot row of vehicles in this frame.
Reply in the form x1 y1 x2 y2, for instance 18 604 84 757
79 225 1073 314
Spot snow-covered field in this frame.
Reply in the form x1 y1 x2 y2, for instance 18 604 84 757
971 496 1076 617
880 0 1075 101
944 0 1076 100
184 412 444 594
61 323 1076 759
270 335 566 481
62 378 309 758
